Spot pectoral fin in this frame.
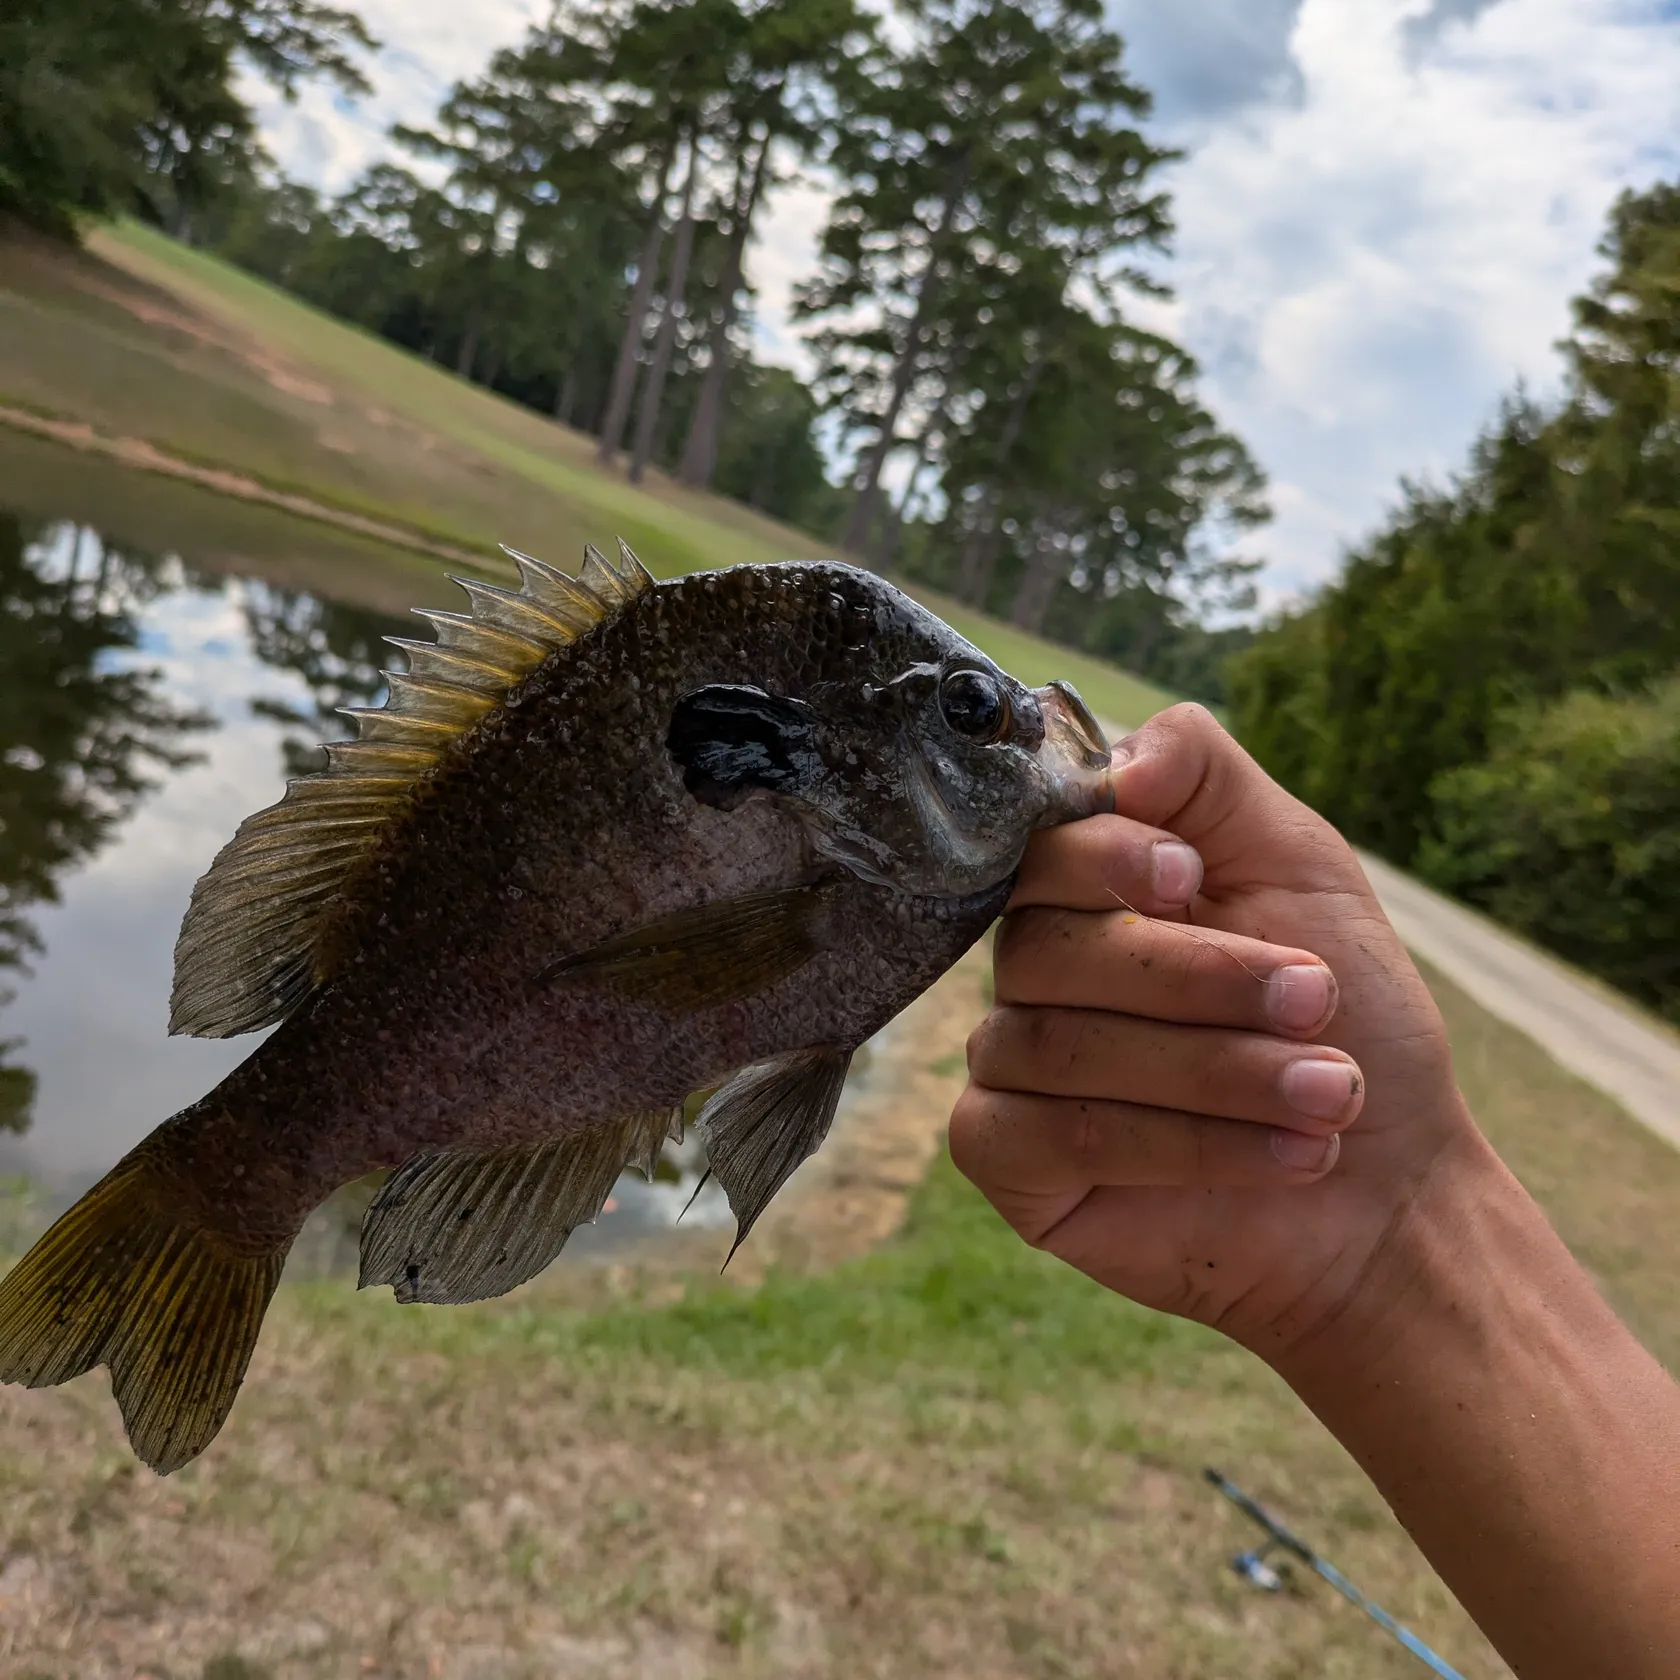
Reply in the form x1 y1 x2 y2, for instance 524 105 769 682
539 884 831 1012
696 1047 852 1264
359 1107 683 1305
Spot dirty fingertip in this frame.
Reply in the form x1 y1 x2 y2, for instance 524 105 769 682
1270 1129 1341 1175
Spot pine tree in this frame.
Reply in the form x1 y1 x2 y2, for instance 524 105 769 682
796 0 1172 555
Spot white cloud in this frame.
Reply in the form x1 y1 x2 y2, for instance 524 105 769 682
743 172 831 372
250 0 1680 599
1113 0 1680 596
241 0 545 194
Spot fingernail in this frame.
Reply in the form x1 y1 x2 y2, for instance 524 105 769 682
1266 964 1336 1033
1271 1129 1339 1173
1150 840 1203 906
1280 1058 1359 1121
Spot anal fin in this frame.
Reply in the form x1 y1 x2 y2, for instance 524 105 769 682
696 1048 852 1264
359 1108 683 1305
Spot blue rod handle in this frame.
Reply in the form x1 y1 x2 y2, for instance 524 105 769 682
1204 1468 1468 1680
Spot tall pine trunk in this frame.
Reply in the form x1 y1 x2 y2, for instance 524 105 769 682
678 126 774 489
596 138 677 466
842 149 973 554
628 136 702 485
956 518 1004 610
873 400 945 569
1009 515 1067 633
552 364 578 426
955 346 1048 602
455 314 480 380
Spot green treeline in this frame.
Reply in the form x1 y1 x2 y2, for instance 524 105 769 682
1 0 1268 697
1230 182 1680 1022
0 0 374 235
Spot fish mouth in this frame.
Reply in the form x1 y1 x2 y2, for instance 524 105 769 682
1033 680 1115 821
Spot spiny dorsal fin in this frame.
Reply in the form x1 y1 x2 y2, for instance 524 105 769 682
169 541 654 1039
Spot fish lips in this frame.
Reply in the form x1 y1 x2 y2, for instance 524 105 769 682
1033 680 1115 821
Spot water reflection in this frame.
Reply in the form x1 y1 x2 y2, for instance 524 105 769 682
0 515 213 1136
237 582 404 780
0 490 732 1260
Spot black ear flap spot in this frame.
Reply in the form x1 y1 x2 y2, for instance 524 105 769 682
667 685 824 810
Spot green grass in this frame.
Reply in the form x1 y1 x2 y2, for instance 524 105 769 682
303 1151 1214 1403
97 221 844 575
5 946 1673 1674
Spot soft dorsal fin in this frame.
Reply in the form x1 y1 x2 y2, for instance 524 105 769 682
169 540 654 1039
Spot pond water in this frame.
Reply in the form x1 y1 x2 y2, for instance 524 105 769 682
0 435 765 1265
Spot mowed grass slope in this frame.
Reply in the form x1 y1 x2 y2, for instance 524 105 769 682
5 957 1676 1679
0 218 1174 727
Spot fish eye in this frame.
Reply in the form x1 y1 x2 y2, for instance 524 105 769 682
938 668 1010 743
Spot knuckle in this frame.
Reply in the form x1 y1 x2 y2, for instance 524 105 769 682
993 907 1067 989
946 1085 993 1175
965 1011 1005 1079
1069 1099 1104 1172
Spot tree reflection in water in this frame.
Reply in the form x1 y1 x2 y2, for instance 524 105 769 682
0 519 407 1139
0 516 214 1133
230 577 404 778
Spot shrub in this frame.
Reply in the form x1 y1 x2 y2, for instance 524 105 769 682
1417 677 1680 1022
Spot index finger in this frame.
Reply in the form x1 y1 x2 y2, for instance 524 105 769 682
1010 814 1204 918
1107 704 1360 889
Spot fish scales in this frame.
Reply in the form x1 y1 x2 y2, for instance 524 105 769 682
179 566 1004 1210
0 550 1114 1473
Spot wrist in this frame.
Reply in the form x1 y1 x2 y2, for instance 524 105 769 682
1259 1098 1680 1678
1269 1103 1572 1405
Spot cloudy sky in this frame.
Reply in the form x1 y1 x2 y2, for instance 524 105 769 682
247 0 1680 598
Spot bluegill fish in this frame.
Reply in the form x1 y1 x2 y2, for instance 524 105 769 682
0 545 1111 1473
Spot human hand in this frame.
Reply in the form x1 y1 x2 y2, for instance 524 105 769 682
950 703 1481 1365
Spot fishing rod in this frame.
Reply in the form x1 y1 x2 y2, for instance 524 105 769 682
1203 1467 1468 1680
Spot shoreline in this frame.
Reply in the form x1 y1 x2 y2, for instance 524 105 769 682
0 400 487 570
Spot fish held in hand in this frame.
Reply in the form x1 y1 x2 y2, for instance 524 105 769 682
0 546 1112 1473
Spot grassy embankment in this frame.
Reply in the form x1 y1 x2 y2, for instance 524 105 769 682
2 221 1677 1679
0 219 1172 727
4 962 1679 1679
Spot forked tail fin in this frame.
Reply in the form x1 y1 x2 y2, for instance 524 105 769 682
0 1154 287 1474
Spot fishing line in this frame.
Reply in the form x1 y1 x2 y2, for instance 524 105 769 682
1102 888 1269 987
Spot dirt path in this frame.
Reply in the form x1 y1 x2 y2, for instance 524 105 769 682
1359 851 1680 1151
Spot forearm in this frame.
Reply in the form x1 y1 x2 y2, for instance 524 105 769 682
1277 1116 1680 1678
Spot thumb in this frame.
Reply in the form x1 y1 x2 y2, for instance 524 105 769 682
1110 704 1357 890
